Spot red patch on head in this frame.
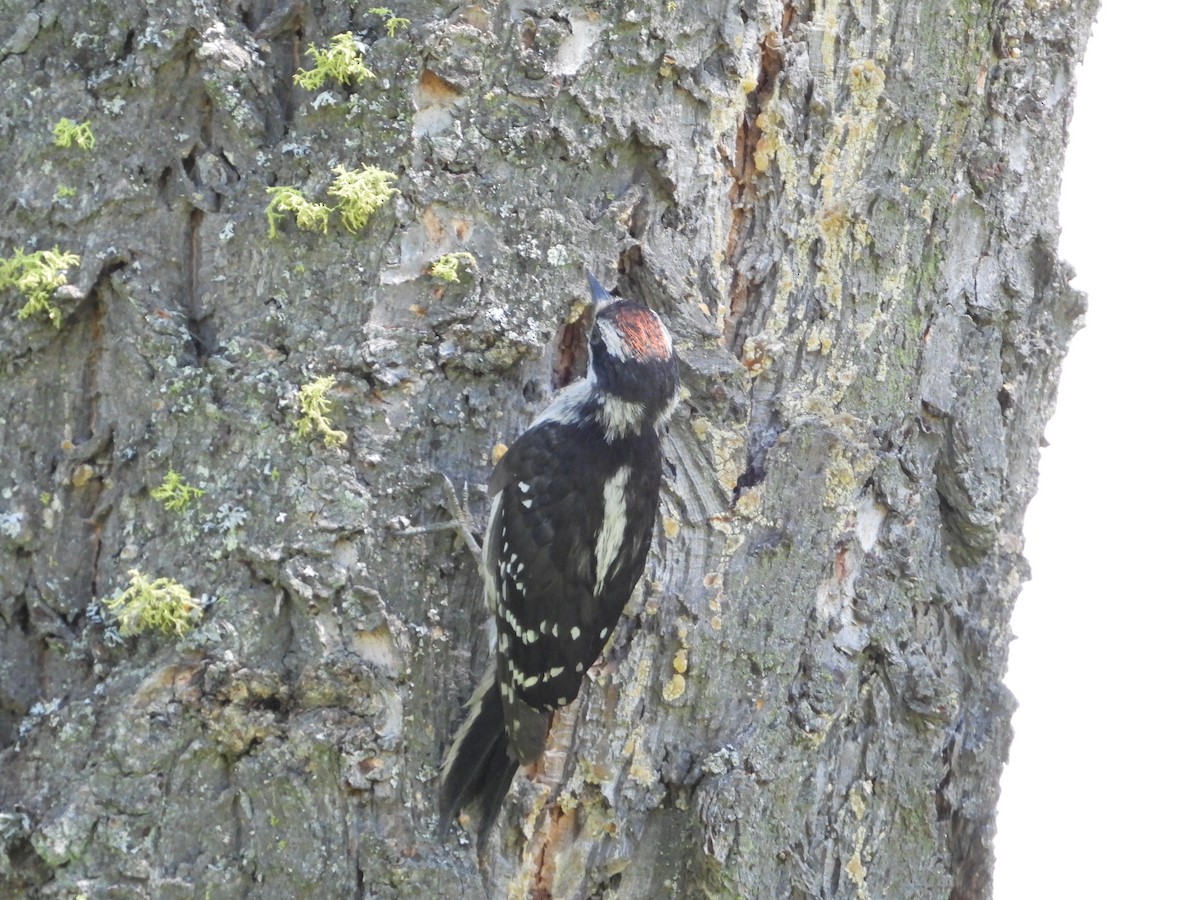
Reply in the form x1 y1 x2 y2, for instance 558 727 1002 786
612 306 672 360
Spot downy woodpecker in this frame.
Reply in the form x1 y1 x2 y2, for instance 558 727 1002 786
439 272 679 842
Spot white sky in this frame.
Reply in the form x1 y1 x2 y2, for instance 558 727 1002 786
994 2 1200 896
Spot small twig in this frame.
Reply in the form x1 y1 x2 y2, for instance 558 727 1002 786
393 474 483 568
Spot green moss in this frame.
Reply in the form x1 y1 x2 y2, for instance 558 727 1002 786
54 184 77 199
51 117 95 150
105 569 201 637
1 246 81 328
265 186 333 239
429 252 477 283
295 375 348 448
369 8 410 38
294 32 375 90
150 469 205 511
327 164 398 233
266 166 396 238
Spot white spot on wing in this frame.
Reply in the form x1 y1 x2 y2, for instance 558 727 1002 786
570 626 581 641
518 481 531 493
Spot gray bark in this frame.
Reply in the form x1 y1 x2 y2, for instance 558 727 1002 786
0 0 1096 897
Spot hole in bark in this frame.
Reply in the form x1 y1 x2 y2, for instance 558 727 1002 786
157 166 173 207
997 384 1013 415
588 872 622 897
185 313 214 366
551 313 589 391
14 599 31 636
181 145 199 181
254 695 283 713
732 417 783 501
617 243 643 276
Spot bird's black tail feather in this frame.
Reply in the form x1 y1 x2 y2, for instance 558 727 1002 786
439 665 518 844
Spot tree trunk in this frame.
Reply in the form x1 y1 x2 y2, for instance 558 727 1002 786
0 1 1096 897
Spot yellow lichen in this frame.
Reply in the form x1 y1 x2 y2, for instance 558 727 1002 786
294 32 375 90
808 57 887 311
150 469 204 511
662 673 686 701
709 427 747 492
369 7 410 38
51 118 95 150
265 187 332 238
105 569 201 637
295 376 348 448
1 246 81 327
428 252 477 283
734 486 762 519
327 164 398 233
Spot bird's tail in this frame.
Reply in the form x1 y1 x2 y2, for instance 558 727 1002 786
439 662 518 844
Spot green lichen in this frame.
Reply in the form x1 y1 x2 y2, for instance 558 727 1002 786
51 118 95 150
54 184 77 199
265 187 333 239
369 8 410 38
266 166 396 238
294 32 375 90
295 376 348 448
327 164 398 232
429 252 477 283
105 569 201 637
150 469 204 512
1 246 81 328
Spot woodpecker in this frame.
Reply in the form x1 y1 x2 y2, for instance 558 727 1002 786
439 271 679 843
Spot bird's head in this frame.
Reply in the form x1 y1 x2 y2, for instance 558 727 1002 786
585 272 679 429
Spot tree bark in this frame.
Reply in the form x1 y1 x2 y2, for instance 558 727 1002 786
0 1 1096 897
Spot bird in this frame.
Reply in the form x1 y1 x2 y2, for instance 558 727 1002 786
438 271 680 844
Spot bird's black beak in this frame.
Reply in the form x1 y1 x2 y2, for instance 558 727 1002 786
586 270 614 309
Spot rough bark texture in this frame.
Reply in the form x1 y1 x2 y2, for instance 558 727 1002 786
0 1 1096 897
